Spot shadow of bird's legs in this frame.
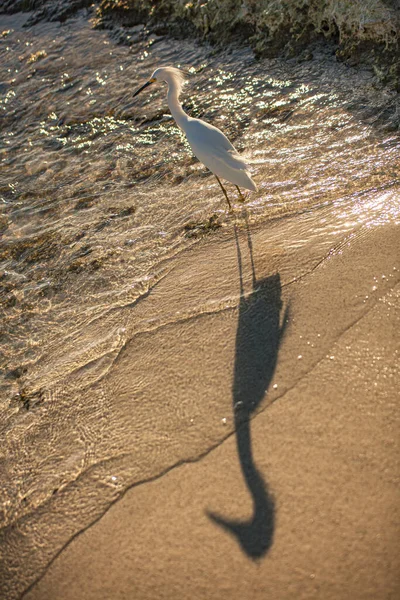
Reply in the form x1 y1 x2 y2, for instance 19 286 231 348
235 185 246 203
215 175 233 212
244 210 256 289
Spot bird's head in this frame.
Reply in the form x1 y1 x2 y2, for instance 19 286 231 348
133 66 186 98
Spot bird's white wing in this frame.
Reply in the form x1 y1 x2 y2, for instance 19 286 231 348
185 118 236 152
185 118 249 168
208 146 250 170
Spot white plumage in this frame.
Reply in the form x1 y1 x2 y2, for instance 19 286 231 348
133 66 257 209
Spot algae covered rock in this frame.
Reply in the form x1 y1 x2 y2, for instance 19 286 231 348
2 0 399 87
95 0 399 88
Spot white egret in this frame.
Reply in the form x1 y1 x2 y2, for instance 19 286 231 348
133 66 257 210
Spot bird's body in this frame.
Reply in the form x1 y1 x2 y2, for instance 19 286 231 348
133 66 257 208
185 118 256 191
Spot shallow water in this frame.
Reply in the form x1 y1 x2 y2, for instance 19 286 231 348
0 11 399 598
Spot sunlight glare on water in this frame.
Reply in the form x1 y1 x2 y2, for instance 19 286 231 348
0 12 399 408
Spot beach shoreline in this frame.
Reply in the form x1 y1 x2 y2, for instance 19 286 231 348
3 216 399 600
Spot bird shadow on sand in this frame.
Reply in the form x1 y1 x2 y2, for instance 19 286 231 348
207 214 289 559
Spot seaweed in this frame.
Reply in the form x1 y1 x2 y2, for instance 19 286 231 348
183 213 222 238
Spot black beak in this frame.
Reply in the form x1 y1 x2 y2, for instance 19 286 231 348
133 80 153 97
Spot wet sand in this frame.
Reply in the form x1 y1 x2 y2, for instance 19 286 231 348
21 218 400 600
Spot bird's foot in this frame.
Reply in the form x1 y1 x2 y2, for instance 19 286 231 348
235 186 247 203
227 203 243 216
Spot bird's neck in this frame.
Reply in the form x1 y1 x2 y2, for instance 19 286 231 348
167 87 188 130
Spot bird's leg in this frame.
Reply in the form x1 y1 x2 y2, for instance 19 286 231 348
235 186 246 203
215 175 232 211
